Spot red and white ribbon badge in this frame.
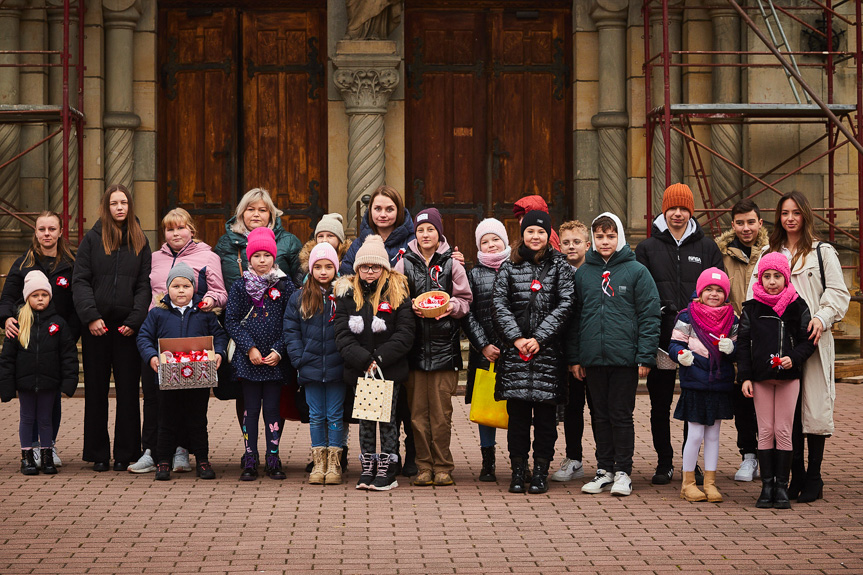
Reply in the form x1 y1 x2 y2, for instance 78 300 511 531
378 301 392 313
429 265 442 287
268 287 281 300
181 365 194 379
48 323 60 336
392 248 406 263
328 294 337 323
601 271 615 297
530 279 542 292
55 276 69 288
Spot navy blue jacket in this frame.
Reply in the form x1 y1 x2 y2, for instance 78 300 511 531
283 287 344 385
224 276 293 382
667 308 737 393
339 208 415 275
137 294 228 364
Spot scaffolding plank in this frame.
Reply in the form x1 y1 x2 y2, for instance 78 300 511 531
654 103 857 117
0 104 83 123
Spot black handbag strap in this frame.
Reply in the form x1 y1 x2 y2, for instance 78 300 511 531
517 259 553 333
815 241 826 293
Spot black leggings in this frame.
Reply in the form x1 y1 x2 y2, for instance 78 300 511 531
19 389 54 449
241 380 282 457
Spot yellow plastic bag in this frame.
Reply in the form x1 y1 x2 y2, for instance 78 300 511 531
469 363 508 429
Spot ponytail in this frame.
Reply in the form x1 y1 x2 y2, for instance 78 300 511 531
17 303 34 350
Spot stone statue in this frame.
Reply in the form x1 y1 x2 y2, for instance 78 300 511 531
344 0 401 40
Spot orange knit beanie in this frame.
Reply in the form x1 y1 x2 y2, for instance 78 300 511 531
662 183 695 215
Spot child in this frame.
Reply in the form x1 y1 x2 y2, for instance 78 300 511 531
462 218 511 482
551 220 591 483
225 226 294 481
738 252 816 509
284 243 345 485
567 212 660 497
136 262 228 481
333 235 415 491
668 268 738 502
0 271 78 475
492 211 575 494
394 208 472 487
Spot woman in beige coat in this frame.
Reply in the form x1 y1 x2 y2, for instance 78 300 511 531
748 191 850 503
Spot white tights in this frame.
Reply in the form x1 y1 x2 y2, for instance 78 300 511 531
682 421 721 472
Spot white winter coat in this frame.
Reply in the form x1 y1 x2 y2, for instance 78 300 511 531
748 242 850 435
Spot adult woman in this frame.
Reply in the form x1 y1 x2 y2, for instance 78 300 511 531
72 185 152 471
0 211 78 466
128 208 227 473
748 191 850 502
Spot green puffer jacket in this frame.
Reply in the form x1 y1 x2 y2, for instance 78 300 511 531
566 245 661 368
213 216 302 291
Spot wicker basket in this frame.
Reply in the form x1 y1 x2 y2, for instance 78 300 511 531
415 290 451 318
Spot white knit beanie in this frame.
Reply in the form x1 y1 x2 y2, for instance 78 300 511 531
23 270 52 300
474 218 509 249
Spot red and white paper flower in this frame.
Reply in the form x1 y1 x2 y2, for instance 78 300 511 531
48 323 60 335
268 287 281 300
55 276 69 288
181 365 194 378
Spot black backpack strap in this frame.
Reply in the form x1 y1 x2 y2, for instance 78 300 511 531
815 242 826 293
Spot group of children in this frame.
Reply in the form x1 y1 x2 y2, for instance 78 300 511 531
0 201 817 509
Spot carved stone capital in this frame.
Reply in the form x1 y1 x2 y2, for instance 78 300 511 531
102 0 141 29
334 68 400 114
591 0 628 27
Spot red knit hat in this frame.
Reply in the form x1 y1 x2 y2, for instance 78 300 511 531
662 183 695 216
246 226 277 261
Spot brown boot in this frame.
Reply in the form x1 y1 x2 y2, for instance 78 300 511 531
324 447 343 485
680 470 707 502
309 447 327 485
703 470 723 502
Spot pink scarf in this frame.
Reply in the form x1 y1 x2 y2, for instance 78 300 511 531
752 278 799 317
688 301 735 376
476 246 511 271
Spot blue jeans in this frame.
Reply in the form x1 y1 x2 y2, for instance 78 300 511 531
478 424 497 448
305 380 345 448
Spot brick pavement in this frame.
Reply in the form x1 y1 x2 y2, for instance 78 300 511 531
0 384 861 574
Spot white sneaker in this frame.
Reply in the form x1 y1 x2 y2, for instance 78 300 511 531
550 458 584 482
128 449 156 473
52 446 62 467
32 448 41 469
610 471 632 496
582 469 614 494
172 446 192 472
734 454 759 482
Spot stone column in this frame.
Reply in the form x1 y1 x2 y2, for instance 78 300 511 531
47 0 80 226
19 5 48 216
591 0 629 221
710 6 742 219
650 0 684 217
102 0 141 190
332 40 400 231
0 1 27 230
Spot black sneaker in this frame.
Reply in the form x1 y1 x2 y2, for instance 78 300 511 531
369 454 398 491
155 462 171 481
240 453 258 481
196 461 216 480
356 453 376 490
93 461 110 472
652 465 674 485
265 454 286 480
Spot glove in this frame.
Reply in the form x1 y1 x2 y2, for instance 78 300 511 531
677 349 694 366
718 337 734 355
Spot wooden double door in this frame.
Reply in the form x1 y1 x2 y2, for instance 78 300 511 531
406 6 572 263
158 6 326 248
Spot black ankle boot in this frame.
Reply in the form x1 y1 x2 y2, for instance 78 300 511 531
479 446 496 482
788 441 806 500
798 435 825 502
20 450 38 476
40 448 57 475
773 449 793 509
528 458 550 494
756 449 775 508
509 457 527 493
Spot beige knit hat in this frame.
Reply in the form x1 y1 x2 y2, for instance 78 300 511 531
353 234 391 271
314 213 346 243
23 270 52 301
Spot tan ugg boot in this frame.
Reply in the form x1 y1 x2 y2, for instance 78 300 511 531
324 447 343 485
703 470 723 502
309 447 327 485
680 470 707 502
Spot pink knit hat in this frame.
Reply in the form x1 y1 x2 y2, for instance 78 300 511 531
474 218 509 249
696 267 730 299
309 242 339 271
246 227 277 260
23 270 52 301
758 252 792 284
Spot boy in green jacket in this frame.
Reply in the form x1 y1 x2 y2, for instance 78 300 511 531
567 212 661 497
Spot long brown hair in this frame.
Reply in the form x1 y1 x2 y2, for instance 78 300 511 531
367 185 405 234
300 271 335 320
510 238 551 264
768 190 818 271
99 184 147 256
21 211 76 271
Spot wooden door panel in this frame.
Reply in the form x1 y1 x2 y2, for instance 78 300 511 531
158 9 237 248
242 10 326 238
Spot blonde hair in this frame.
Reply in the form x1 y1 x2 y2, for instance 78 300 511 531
161 207 198 239
231 188 283 235
17 302 35 350
22 211 76 271
349 269 408 313
559 220 589 240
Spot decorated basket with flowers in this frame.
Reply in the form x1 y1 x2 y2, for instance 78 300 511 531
158 336 219 390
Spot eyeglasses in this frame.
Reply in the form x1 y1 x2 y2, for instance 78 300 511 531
359 265 383 273
563 240 585 246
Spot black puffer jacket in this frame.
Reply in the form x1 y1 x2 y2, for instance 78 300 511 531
333 275 416 386
401 248 461 371
0 253 80 340
0 303 79 401
635 216 723 350
71 220 152 331
492 249 575 404
462 263 500 404
736 298 816 383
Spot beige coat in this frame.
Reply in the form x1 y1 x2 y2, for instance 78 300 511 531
747 241 851 435
716 227 769 315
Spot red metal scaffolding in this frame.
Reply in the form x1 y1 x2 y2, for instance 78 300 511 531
643 0 863 290
0 0 85 242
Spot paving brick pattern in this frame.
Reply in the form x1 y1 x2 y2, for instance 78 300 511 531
0 384 861 574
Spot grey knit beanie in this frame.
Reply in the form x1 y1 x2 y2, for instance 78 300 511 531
314 213 346 243
166 262 196 291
